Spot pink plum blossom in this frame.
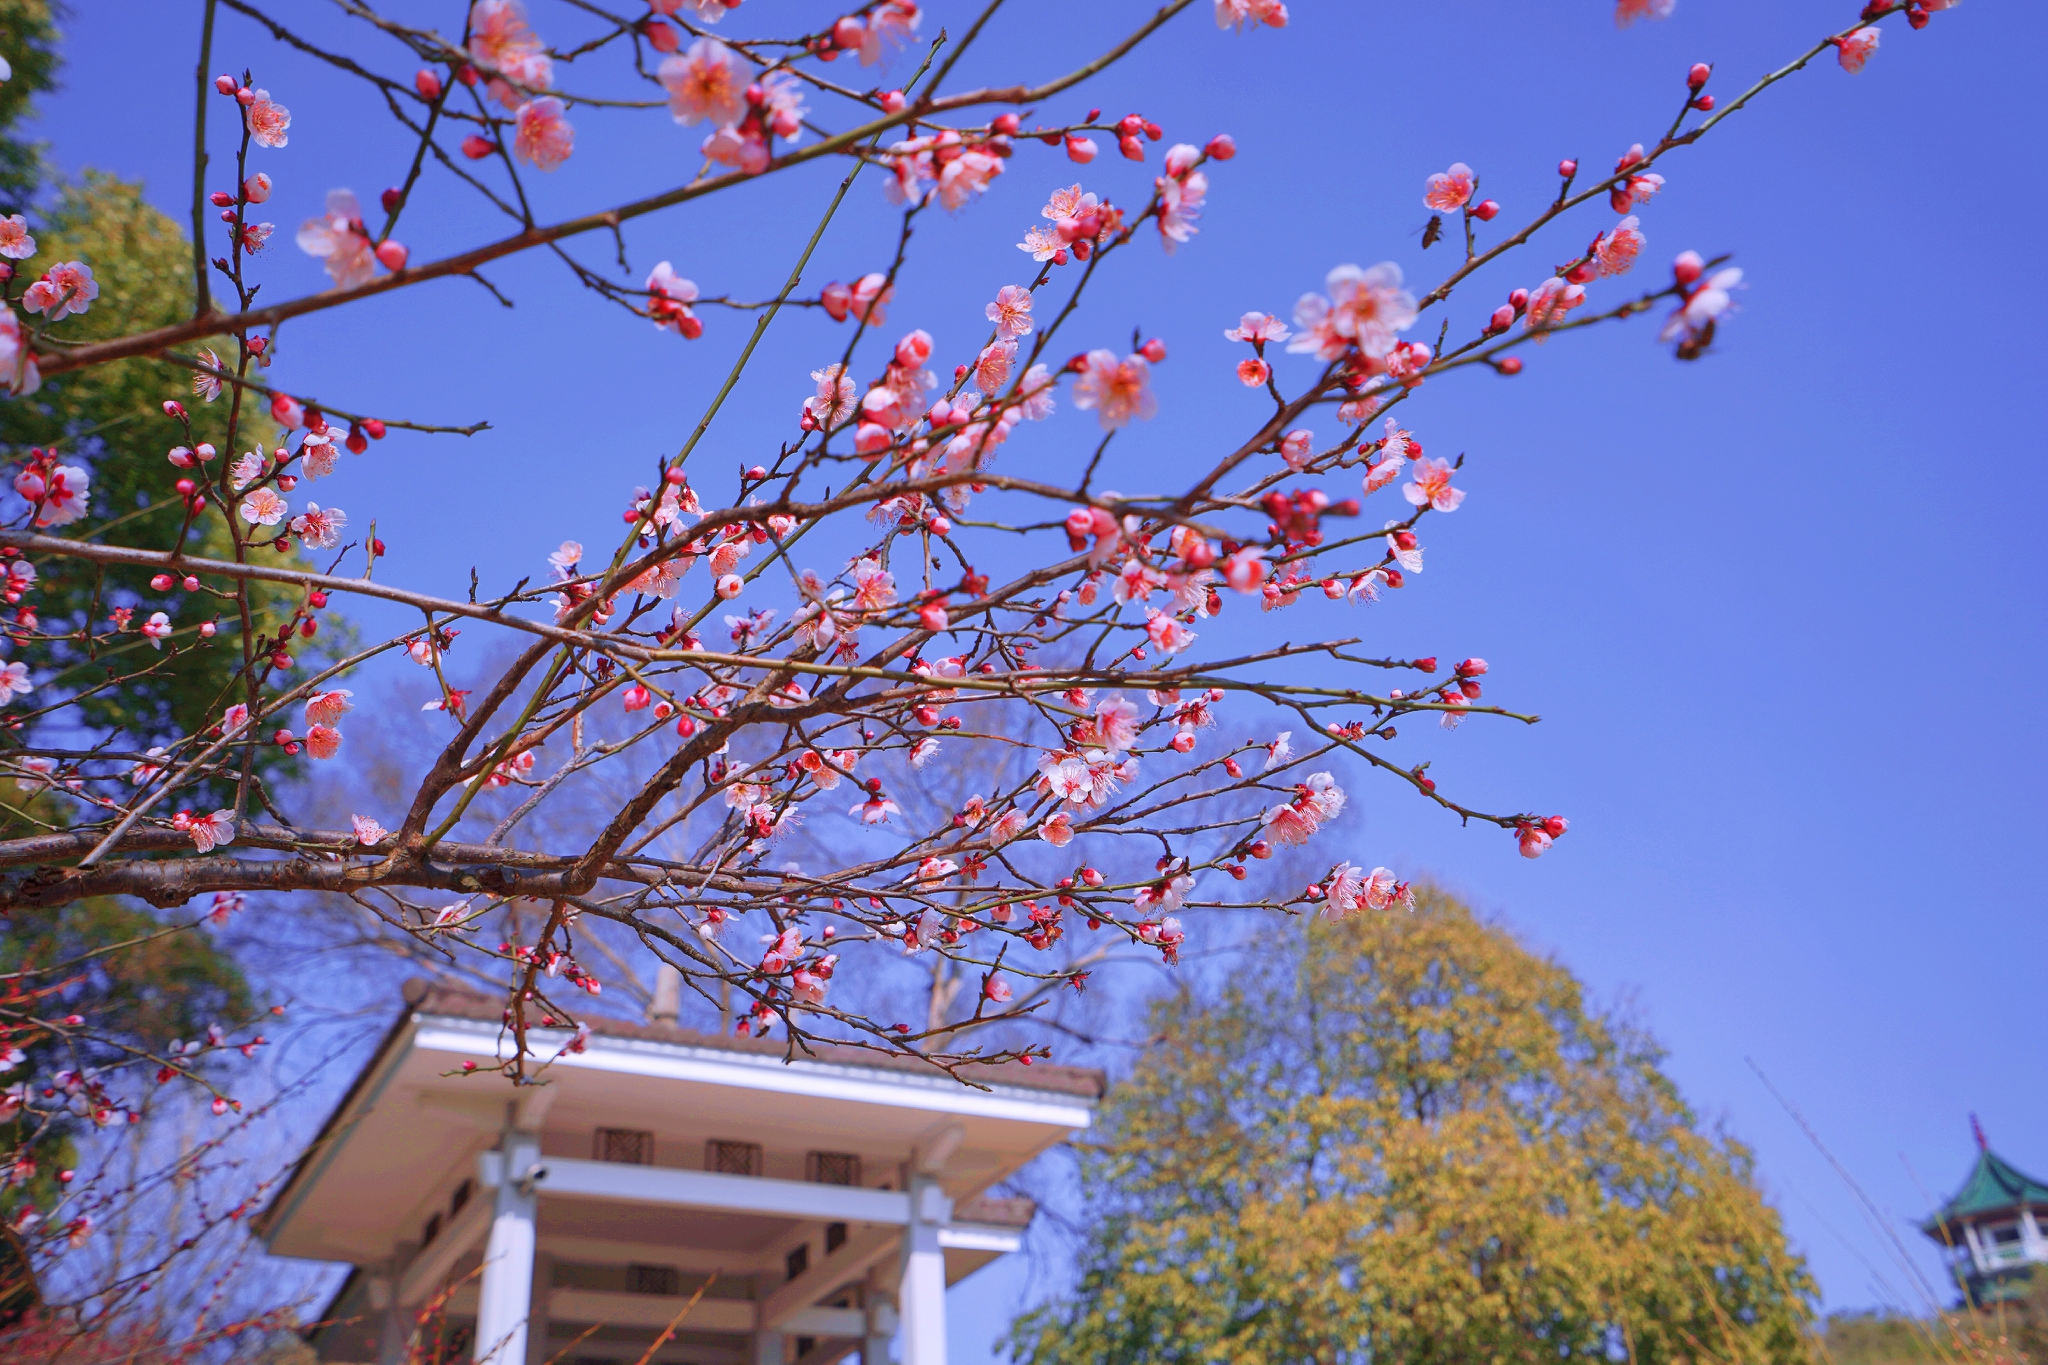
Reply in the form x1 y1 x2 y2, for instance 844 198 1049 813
1615 0 1675 26
1288 263 1417 360
513 97 575 170
986 285 1034 337
470 0 553 105
245 90 291 147
661 39 744 128
1224 312 1289 345
1071 350 1157 430
239 488 287 526
189 810 237 853
22 262 98 320
1523 275 1586 331
1836 28 1880 73
290 503 346 548
0 215 34 260
1595 215 1645 276
296 191 376 287
1424 162 1475 211
1216 0 1288 30
1403 457 1465 513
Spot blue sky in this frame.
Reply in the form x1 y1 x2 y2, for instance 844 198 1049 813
29 0 2047 1340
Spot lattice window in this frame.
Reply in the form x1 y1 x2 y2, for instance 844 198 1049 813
806 1151 860 1186
785 1244 810 1281
825 1221 848 1254
707 1139 762 1176
595 1128 655 1165
628 1264 682 1296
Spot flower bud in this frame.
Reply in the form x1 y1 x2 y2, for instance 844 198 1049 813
163 400 188 420
1691 94 1715 112
308 590 328 608
716 573 743 599
1204 133 1236 160
917 600 949 631
1064 135 1097 164
1494 356 1523 375
215 74 239 96
150 574 174 591
832 15 866 47
1487 304 1514 333
244 173 272 204
236 87 255 105
183 577 200 592
1118 134 1145 161
362 418 387 440
374 240 409 272
820 280 852 321
881 89 907 114
642 17 680 51
1473 198 1499 220
200 621 217 638
992 113 1020 135
270 393 305 429
416 69 443 100
1673 249 1704 285
1557 158 1577 178
461 135 494 159
210 190 235 208
168 447 197 469
380 186 404 214
1686 62 1712 90
1139 337 1167 363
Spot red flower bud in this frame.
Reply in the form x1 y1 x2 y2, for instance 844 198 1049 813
1557 158 1578 178
1204 133 1236 160
461 135 495 159
416 69 443 100
1139 337 1167 363
1686 62 1712 90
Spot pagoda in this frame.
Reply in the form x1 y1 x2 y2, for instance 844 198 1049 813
1921 1118 2048 1306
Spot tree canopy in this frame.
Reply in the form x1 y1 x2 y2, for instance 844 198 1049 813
1009 889 1816 1365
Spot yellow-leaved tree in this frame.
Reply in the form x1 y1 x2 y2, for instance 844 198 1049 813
1008 887 1815 1365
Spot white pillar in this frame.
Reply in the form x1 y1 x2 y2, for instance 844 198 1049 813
474 1131 540 1365
650 964 683 1025
862 1286 899 1365
897 1178 947 1365
371 1273 408 1365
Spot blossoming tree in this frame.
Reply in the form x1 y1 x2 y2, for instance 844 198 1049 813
0 0 1960 1281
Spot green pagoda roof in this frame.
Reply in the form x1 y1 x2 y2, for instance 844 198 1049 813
1922 1147 2048 1236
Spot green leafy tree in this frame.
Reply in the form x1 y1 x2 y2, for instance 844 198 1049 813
0 172 336 800
0 0 58 214
1010 888 1817 1365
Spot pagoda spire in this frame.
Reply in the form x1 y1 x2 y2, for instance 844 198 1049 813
1972 1113 1988 1151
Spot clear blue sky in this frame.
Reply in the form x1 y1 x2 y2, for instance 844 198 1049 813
30 0 2047 1338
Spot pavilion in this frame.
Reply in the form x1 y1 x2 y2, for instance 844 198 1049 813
1920 1122 2048 1306
257 981 1101 1365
